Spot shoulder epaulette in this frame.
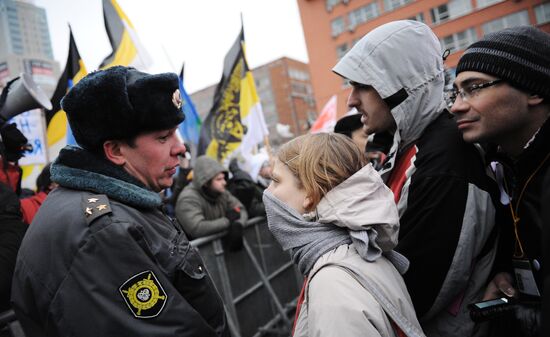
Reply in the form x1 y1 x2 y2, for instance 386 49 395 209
82 194 112 225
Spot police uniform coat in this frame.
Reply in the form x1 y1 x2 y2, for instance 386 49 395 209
11 146 229 337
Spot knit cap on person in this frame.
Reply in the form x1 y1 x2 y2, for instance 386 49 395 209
456 26 550 98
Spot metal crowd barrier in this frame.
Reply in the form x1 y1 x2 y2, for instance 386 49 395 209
191 217 302 337
0 310 24 337
0 217 300 337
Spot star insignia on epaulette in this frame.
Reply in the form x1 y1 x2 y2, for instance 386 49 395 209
88 198 99 203
119 271 167 319
85 207 93 217
97 204 107 211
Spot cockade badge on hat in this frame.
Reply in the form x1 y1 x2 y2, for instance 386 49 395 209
172 89 182 109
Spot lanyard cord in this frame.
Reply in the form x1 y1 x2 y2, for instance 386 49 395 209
502 151 550 258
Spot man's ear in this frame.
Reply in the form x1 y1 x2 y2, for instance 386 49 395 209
527 94 544 107
103 140 126 166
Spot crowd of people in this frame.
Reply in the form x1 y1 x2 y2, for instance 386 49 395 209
0 20 549 337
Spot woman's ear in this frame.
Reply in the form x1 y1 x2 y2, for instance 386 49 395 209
303 196 313 212
103 140 126 166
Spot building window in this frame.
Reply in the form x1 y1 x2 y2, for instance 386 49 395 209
331 16 346 37
288 68 310 81
326 0 341 12
431 0 471 25
383 0 413 12
440 28 477 53
408 12 425 23
291 82 310 95
336 43 349 60
448 0 472 19
477 0 503 9
348 2 379 30
431 4 449 24
482 10 530 35
535 3 550 25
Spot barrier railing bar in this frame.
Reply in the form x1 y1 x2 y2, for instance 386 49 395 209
224 305 243 337
252 298 298 337
212 239 241 334
190 217 267 248
232 261 295 304
243 238 292 329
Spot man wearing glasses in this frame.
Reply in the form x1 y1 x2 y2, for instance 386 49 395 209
450 26 550 335
333 20 497 337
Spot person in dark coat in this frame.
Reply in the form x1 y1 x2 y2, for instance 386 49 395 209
0 121 28 314
333 21 497 337
0 180 26 314
11 66 229 337
334 113 369 152
227 158 265 218
450 26 550 336
164 144 193 210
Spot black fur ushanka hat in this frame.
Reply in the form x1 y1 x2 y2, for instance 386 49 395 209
61 66 185 152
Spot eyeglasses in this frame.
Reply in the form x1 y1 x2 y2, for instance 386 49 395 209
446 79 504 107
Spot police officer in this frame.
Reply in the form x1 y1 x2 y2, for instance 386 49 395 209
11 66 229 336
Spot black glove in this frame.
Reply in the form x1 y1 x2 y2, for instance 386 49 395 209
226 207 241 222
0 123 29 162
0 182 22 218
223 207 243 252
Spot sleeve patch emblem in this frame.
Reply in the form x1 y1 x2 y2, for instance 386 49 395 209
119 270 168 319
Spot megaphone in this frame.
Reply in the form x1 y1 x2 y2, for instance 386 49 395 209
0 73 53 122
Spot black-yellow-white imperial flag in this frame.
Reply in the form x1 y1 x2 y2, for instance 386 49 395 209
198 26 268 163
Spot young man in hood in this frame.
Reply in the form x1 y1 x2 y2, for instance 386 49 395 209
11 66 229 337
176 155 247 242
450 26 550 335
333 20 497 336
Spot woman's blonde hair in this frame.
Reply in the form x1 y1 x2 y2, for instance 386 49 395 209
277 133 367 210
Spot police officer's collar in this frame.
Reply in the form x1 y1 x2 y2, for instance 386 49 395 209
51 146 162 209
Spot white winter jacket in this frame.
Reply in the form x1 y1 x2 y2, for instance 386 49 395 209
293 164 423 337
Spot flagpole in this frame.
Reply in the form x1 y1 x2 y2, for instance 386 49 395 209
160 44 177 73
263 135 273 160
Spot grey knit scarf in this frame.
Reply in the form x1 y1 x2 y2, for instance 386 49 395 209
263 190 351 275
263 190 409 275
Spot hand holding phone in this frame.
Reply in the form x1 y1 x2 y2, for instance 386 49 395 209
468 297 515 322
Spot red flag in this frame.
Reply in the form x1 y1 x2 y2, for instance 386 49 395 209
310 95 337 134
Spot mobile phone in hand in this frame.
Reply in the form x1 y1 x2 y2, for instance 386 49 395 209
468 297 515 322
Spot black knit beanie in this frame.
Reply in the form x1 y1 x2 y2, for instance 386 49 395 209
456 26 550 98
61 66 185 152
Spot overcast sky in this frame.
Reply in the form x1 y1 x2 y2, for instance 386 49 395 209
32 0 309 93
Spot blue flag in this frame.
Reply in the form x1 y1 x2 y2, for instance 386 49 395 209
178 66 201 145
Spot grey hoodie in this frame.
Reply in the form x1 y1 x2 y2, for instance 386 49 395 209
176 156 247 239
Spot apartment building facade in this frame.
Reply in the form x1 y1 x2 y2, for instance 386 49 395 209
0 0 60 95
298 0 550 116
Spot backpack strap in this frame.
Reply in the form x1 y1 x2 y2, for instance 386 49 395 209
310 262 425 337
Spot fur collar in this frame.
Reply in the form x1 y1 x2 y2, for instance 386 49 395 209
51 146 161 209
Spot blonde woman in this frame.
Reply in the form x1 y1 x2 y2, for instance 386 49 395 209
263 133 424 337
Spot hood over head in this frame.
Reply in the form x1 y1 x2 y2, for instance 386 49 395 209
192 155 227 189
333 20 447 175
313 164 400 252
